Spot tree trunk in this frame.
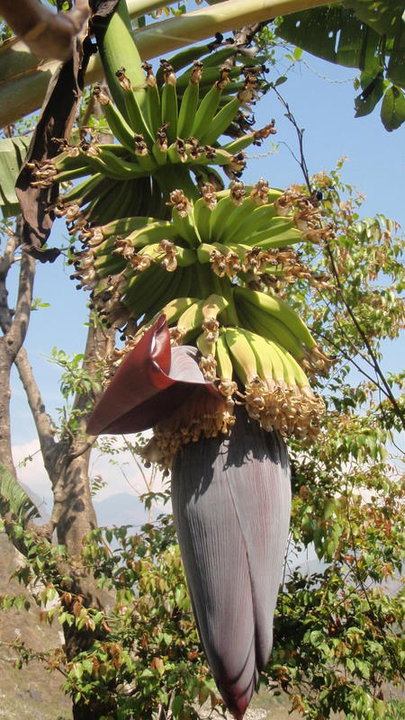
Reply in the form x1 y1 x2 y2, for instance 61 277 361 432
0 226 117 718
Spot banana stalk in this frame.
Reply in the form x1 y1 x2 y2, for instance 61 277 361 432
0 0 331 127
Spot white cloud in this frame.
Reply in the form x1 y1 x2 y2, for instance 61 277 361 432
12 437 167 508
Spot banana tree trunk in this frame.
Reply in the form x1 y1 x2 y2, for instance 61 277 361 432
0 0 328 127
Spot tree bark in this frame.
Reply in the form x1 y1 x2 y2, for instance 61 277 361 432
0 220 116 718
0 0 90 60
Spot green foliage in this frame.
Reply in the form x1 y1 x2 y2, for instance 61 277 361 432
49 349 98 400
0 136 31 217
2 513 224 719
0 463 40 522
275 1 405 129
47 344 104 435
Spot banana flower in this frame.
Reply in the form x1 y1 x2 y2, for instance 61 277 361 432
88 315 291 718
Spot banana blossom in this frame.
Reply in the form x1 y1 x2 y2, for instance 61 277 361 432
88 316 291 718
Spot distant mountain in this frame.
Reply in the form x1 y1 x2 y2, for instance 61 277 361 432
93 492 148 527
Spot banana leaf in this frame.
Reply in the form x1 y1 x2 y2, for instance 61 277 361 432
276 1 405 130
0 136 31 218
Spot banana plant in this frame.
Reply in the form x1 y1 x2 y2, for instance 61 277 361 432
276 0 405 130
10 0 330 716
61 2 334 715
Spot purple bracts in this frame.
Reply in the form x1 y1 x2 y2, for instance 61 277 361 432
171 409 291 718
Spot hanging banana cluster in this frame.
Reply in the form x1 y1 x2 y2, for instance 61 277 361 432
70 5 333 716
71 179 330 459
28 39 274 229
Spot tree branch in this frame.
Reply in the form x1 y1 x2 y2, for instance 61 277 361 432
0 0 90 60
273 87 405 429
323 241 405 428
13 346 58 467
0 218 35 360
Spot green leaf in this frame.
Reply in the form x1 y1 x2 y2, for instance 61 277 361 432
172 695 184 716
274 75 288 87
380 85 405 130
0 462 40 522
354 71 386 116
276 7 380 69
276 2 405 126
0 136 31 218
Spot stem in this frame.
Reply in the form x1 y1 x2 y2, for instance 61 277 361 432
324 241 405 428
212 275 239 326
155 164 199 204
0 0 89 61
0 0 329 127
92 0 147 117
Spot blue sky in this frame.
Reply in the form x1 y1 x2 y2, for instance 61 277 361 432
9 48 404 497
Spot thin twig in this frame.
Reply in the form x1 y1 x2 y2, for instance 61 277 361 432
273 86 405 429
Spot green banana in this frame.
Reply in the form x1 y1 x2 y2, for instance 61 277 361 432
123 220 176 250
225 327 259 386
234 286 317 352
87 216 166 243
190 73 228 139
123 263 174 318
167 139 188 165
133 134 156 172
196 331 216 358
94 86 135 152
140 264 188 323
191 147 238 171
152 125 169 165
156 296 199 327
221 122 276 155
243 329 277 387
61 172 106 204
276 343 311 390
176 294 228 343
135 242 196 269
116 68 153 143
247 219 303 249
215 330 235 384
155 43 215 85
214 196 260 243
177 63 201 138
143 63 162 136
226 202 280 243
192 195 214 241
208 192 239 242
199 96 240 145
235 292 307 361
161 64 178 143
84 147 146 180
92 0 147 119
169 192 200 246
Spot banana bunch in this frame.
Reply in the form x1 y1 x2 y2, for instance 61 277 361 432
220 327 325 440
32 7 274 232
69 179 328 383
151 320 325 469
